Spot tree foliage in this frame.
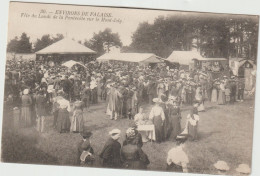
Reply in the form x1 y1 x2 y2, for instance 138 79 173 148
7 33 32 53
34 33 64 52
84 28 122 56
130 14 259 61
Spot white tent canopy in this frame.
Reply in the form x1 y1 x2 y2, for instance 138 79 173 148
62 60 86 69
96 53 162 63
193 57 227 61
36 38 96 55
166 51 203 65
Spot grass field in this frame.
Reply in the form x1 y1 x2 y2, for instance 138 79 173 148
1 97 255 175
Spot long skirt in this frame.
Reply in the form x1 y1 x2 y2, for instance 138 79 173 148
217 90 226 105
188 122 198 141
198 102 205 112
71 111 83 133
21 106 31 128
169 115 181 141
211 88 218 102
57 109 71 133
153 115 163 143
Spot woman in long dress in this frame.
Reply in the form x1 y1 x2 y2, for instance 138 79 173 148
186 109 200 141
57 98 71 133
195 85 205 112
149 98 165 143
134 106 149 142
211 80 219 103
20 89 32 128
167 99 181 141
217 81 226 105
121 128 150 169
71 100 84 133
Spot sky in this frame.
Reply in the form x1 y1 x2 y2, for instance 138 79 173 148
7 2 184 46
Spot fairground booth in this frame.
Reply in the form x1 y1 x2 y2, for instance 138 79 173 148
192 57 229 79
35 38 96 66
229 58 256 91
165 50 203 70
96 53 163 68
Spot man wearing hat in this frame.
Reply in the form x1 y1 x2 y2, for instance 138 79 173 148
77 131 94 166
100 129 122 168
230 76 238 104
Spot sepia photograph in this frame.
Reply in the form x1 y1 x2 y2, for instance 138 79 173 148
1 1 259 175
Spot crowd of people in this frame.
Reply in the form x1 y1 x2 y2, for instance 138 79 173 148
4 58 247 172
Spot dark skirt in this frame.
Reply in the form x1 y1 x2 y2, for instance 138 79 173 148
122 160 147 170
188 123 198 141
21 106 31 128
153 115 163 142
166 162 183 172
57 109 71 133
169 115 181 141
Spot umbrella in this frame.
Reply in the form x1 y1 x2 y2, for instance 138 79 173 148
62 60 86 69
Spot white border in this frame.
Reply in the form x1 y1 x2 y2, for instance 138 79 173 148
0 1 259 176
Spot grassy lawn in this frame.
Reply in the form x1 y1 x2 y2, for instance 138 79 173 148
1 97 255 175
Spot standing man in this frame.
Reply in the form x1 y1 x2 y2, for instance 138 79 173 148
230 76 237 104
237 78 245 102
99 129 122 168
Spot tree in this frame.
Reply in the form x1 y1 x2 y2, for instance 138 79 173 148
84 28 122 56
7 36 19 52
130 14 258 62
34 33 64 52
7 33 32 53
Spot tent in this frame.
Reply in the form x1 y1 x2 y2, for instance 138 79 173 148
35 38 96 63
96 53 162 63
62 60 86 69
166 50 203 70
36 38 96 54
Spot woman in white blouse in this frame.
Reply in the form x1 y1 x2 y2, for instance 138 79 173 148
166 136 189 172
149 98 165 143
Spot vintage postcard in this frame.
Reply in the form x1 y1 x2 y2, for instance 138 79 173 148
1 1 258 176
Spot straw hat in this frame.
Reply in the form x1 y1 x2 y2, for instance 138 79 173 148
152 98 160 103
58 99 68 109
214 161 230 171
236 164 251 174
109 129 121 136
23 89 29 95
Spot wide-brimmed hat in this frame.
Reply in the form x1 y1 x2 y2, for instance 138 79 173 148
153 98 161 103
23 89 29 95
236 164 251 174
214 161 230 171
109 129 121 136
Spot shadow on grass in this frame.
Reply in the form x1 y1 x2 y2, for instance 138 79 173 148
198 131 221 140
1 129 58 165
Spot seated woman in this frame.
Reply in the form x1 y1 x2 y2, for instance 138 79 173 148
134 106 149 142
121 128 150 170
166 135 189 173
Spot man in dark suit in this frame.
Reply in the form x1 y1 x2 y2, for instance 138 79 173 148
99 129 122 168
